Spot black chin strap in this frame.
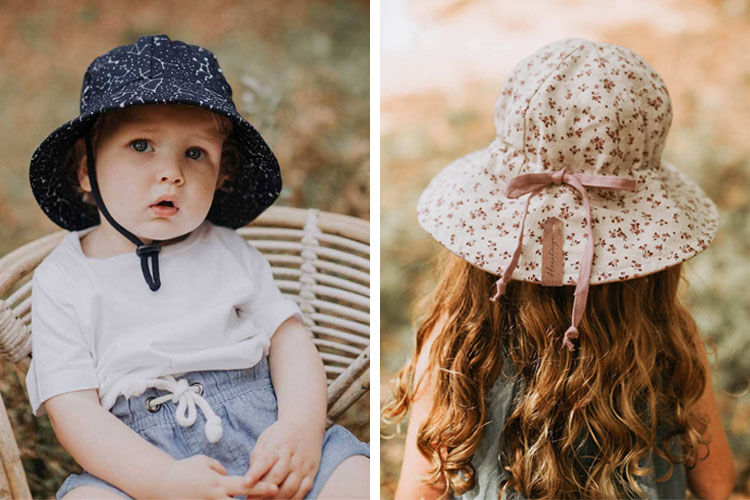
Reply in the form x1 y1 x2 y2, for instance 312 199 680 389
85 132 162 291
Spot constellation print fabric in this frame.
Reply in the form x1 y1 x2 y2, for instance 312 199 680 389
29 34 281 231
417 37 718 285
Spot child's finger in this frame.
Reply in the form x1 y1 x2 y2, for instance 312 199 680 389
207 457 227 476
274 470 302 499
258 452 291 486
224 475 277 497
236 478 279 498
290 475 314 500
244 449 278 485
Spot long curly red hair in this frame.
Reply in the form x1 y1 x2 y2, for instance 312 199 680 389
383 250 710 498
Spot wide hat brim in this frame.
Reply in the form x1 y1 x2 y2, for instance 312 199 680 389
29 78 281 231
417 139 719 285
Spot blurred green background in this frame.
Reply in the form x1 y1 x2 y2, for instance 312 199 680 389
0 0 369 497
380 0 750 498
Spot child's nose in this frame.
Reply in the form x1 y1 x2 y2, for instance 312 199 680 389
156 159 184 186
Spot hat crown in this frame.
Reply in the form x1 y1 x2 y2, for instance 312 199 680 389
493 38 672 179
80 34 234 114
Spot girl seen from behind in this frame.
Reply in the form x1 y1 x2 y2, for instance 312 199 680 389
384 38 736 499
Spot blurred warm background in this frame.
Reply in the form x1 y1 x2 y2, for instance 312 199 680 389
0 1 368 497
381 0 750 497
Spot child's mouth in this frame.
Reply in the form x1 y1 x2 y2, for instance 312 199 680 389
150 201 179 216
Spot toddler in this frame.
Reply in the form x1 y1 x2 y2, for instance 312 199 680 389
26 34 369 499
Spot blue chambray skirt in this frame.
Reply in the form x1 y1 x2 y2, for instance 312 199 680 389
56 357 369 499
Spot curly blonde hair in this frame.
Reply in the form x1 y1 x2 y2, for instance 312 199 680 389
383 250 710 499
62 105 242 205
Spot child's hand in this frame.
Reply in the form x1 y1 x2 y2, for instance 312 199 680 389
156 454 279 499
244 418 324 499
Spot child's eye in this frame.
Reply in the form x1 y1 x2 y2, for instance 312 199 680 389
130 139 152 153
186 147 206 161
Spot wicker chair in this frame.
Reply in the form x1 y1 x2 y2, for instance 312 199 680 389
0 206 370 499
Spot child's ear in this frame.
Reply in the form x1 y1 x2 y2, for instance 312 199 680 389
215 171 232 192
74 137 92 192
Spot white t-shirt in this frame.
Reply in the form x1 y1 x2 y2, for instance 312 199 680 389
26 220 302 417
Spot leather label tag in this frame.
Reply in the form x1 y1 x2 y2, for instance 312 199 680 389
542 217 563 286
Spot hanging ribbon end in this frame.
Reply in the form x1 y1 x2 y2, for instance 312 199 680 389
490 278 507 302
562 325 579 351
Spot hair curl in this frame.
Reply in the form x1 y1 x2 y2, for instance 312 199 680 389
383 250 710 499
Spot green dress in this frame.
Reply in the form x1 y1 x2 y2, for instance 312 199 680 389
455 356 687 499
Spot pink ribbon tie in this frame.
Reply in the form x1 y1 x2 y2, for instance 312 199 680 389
490 167 637 351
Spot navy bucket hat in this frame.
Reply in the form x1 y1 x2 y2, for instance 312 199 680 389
28 34 282 291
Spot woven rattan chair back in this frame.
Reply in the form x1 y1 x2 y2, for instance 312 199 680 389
0 206 369 499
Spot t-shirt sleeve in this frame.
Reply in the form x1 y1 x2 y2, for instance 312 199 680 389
25 261 99 417
242 242 304 339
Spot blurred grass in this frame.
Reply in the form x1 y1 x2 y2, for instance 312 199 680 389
0 1 369 497
380 4 750 498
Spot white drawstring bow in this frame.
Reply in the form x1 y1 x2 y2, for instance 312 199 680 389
122 375 223 443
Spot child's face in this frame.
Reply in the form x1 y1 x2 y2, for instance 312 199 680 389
77 104 226 244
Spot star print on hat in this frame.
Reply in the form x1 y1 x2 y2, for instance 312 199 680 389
29 34 281 232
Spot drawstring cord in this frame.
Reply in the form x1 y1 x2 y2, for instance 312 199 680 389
85 132 162 291
490 167 637 351
121 376 223 443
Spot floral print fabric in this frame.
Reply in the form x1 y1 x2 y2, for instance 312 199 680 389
418 37 718 285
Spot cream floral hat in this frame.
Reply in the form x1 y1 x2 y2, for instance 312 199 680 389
417 37 718 350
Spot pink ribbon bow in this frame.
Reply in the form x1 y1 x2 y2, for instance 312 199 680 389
490 167 637 351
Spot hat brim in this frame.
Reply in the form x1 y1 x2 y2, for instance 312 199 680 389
417 139 718 285
29 78 281 231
